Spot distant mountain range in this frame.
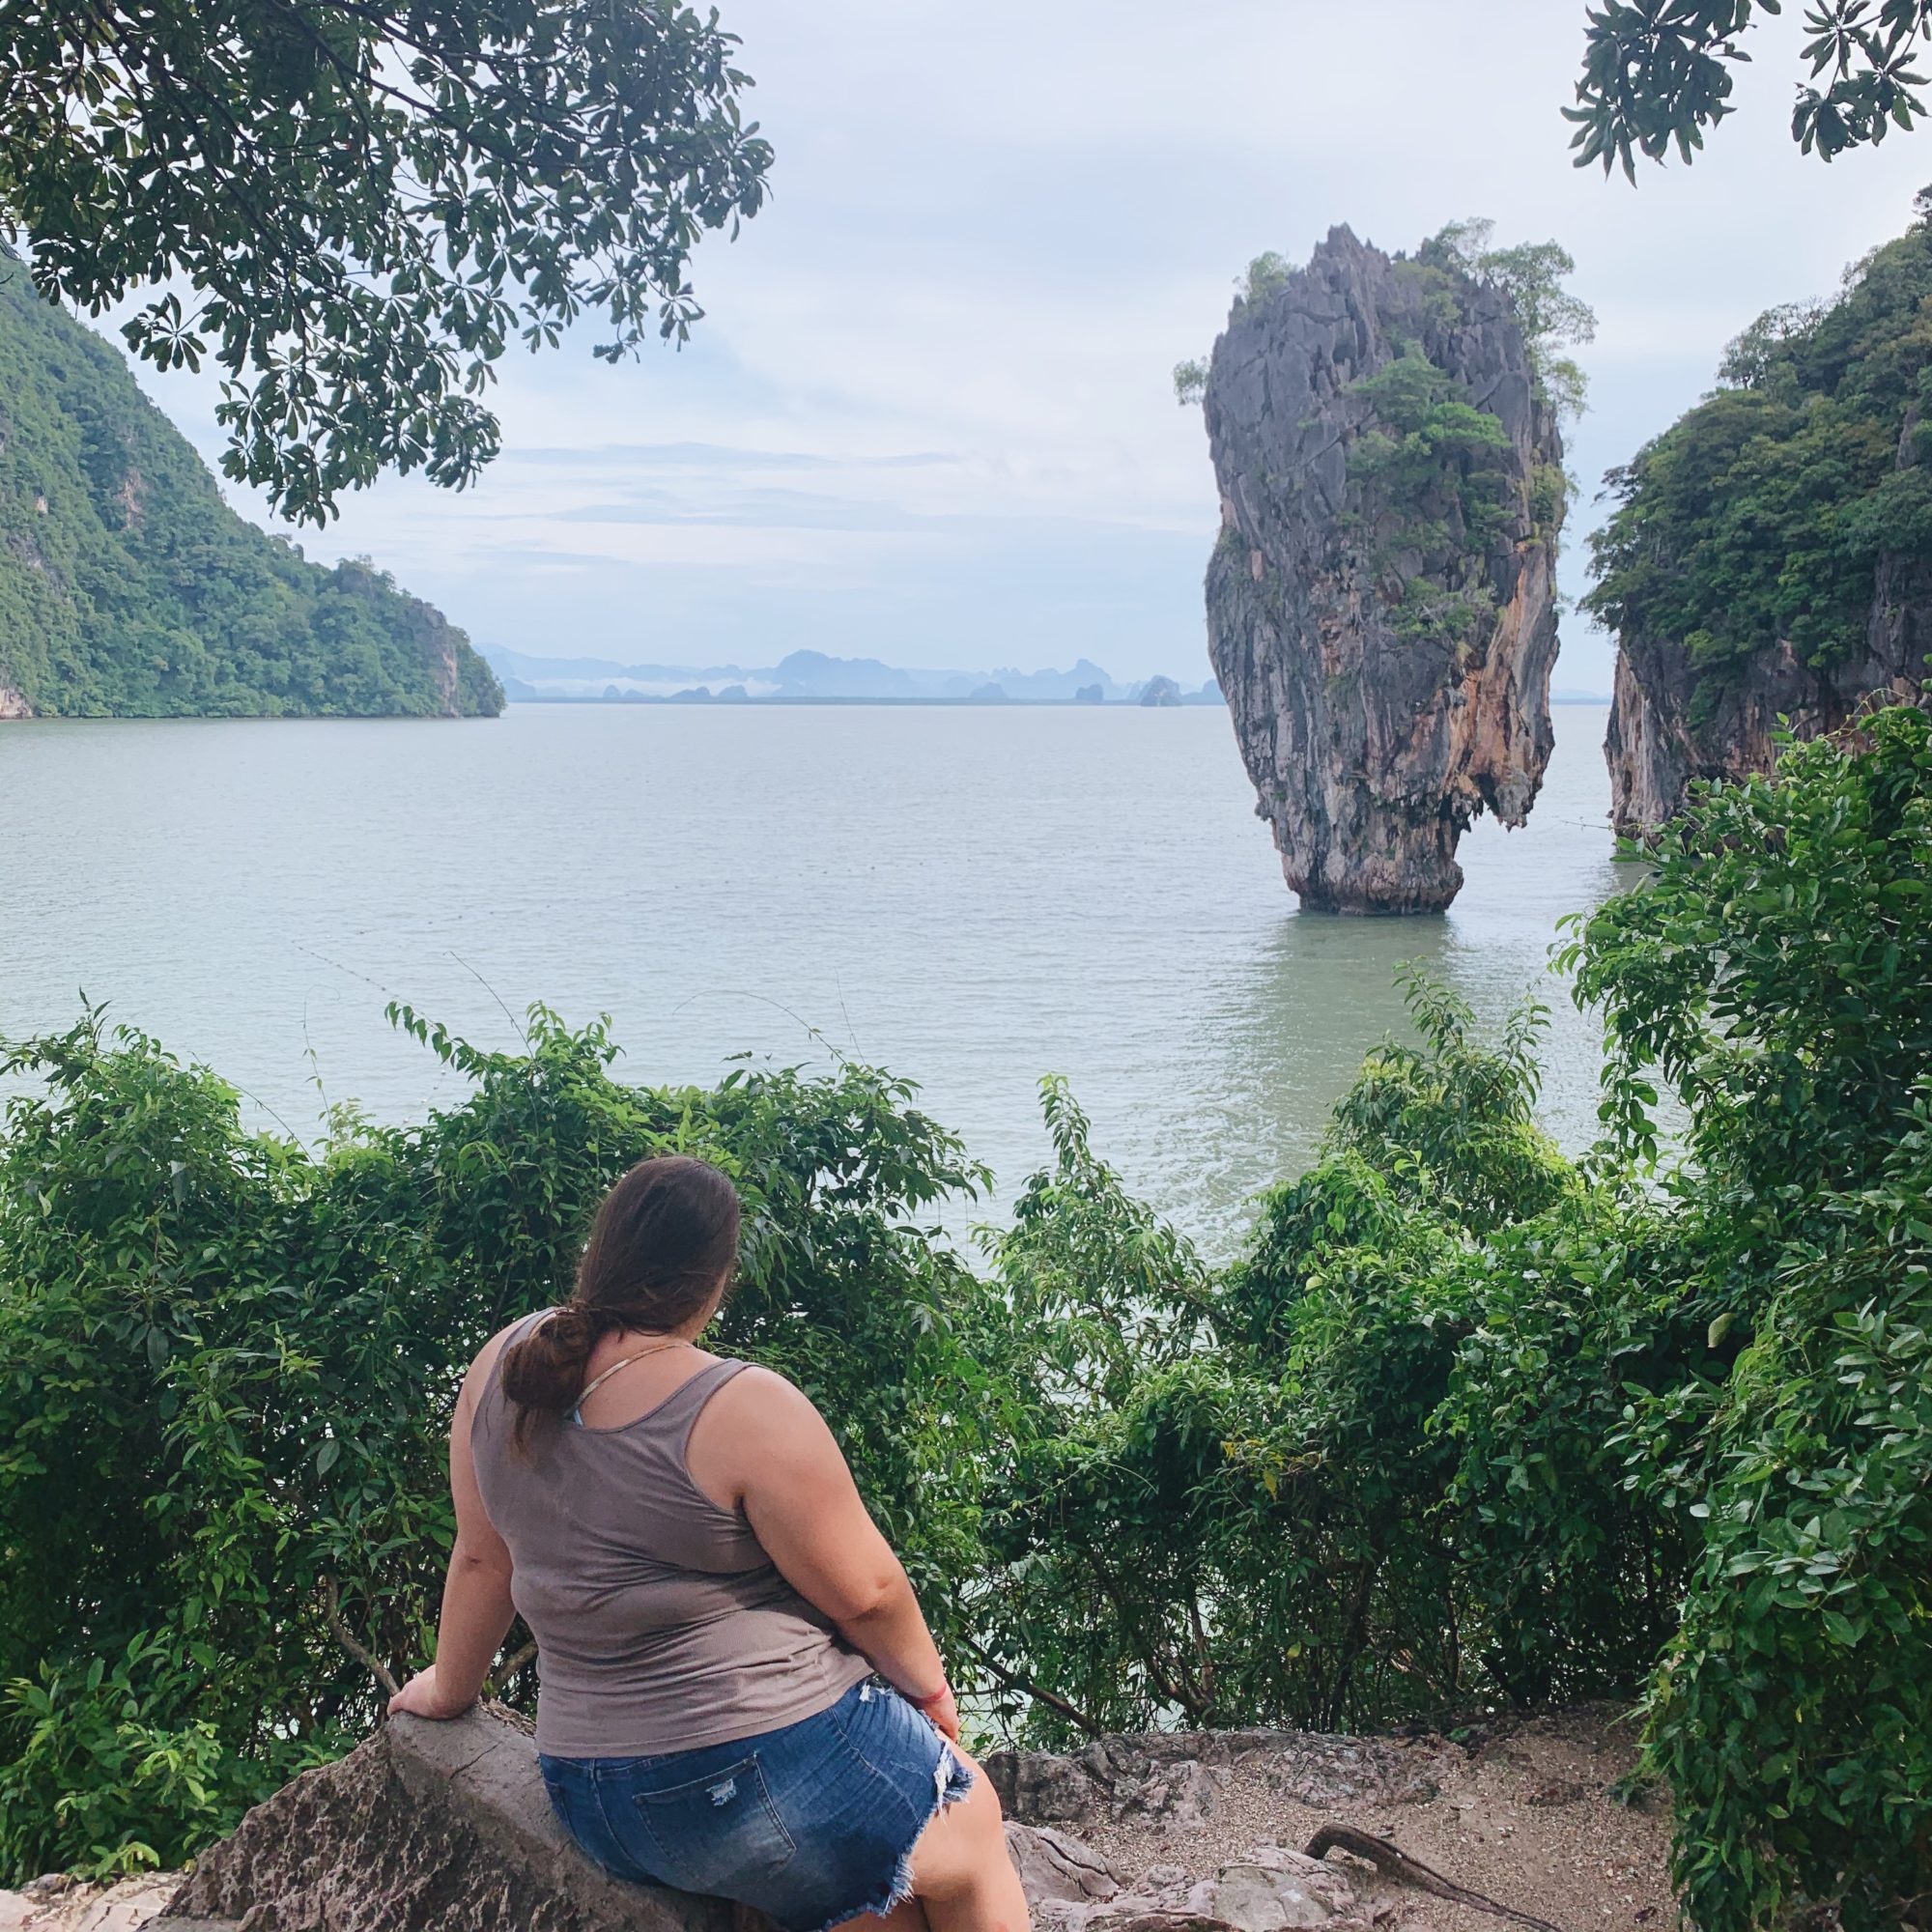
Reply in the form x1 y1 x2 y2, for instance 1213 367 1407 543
481 645 1226 706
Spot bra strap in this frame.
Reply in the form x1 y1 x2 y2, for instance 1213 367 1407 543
571 1339 692 1427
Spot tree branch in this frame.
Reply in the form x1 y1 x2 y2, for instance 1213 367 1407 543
956 1632 1107 1741
320 1574 400 1699
487 1636 537 1694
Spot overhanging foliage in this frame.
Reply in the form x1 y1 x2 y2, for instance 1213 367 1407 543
0 2 773 524
1570 0 1932 174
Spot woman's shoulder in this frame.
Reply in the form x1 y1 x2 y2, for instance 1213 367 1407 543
700 1360 837 1443
485 1306 554 1359
687 1361 844 1506
705 1357 805 1402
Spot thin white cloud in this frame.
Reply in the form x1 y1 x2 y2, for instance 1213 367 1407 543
93 0 1932 684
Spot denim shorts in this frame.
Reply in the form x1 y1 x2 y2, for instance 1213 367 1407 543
539 1679 976 1932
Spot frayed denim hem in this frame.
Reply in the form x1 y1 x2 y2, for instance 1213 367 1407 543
797 1740 977 1932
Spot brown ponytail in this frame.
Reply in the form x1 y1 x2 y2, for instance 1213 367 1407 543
499 1155 742 1451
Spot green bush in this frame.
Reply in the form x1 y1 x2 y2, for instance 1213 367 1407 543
5 714 1932 1927
1564 706 1932 1929
0 1009 983 1880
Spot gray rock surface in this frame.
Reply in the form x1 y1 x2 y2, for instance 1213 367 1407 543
1182 1856 1351 1931
1200 226 1564 912
1005 1824 1122 1906
156 1706 750 1932
986 1726 1427 1832
1024 1839 1362 1932
1118 1762 1218 1832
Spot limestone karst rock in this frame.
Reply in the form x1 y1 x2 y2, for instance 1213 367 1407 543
1599 396 1932 840
1597 386 1932 838
1201 227 1565 913
1603 618 1928 839
1591 206 1932 838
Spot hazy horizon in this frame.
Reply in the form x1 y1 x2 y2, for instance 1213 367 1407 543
87 0 1932 688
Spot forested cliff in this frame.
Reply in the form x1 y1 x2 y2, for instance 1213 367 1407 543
1588 199 1932 835
0 255 501 719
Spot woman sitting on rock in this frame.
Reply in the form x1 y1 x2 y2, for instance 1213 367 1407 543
391 1153 1027 1932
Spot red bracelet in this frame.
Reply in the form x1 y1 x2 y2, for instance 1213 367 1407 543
910 1684 952 1711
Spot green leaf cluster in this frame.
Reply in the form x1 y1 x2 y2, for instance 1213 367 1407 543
0 248 500 717
1557 705 1932 1927
1585 202 1932 703
0 2 773 524
1568 0 1932 175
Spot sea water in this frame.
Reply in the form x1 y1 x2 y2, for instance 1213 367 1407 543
0 702 1635 1253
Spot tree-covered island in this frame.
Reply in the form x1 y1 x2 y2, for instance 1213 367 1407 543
0 256 501 718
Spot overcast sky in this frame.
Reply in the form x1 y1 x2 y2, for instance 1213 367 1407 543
111 0 1932 688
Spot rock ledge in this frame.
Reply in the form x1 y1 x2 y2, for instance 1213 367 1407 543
156 1706 749 1932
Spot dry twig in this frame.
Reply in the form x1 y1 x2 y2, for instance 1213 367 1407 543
320 1574 400 1700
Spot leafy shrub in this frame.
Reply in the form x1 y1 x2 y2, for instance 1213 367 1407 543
0 1009 983 1880
7 714 1932 1927
1638 1162 1932 1932
1565 706 1932 1928
1321 974 1576 1231
1572 706 1932 1191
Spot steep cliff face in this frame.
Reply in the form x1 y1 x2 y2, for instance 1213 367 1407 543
1604 616 1926 838
1202 227 1564 913
0 249 502 720
1591 209 1932 836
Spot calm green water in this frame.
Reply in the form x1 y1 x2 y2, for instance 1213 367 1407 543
0 702 1633 1252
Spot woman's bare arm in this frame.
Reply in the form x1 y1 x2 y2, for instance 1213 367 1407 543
698 1367 958 1738
390 1338 519 1720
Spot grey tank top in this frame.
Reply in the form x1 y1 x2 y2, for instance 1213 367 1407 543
469 1316 869 1757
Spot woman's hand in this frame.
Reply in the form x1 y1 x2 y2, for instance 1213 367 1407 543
916 1686 961 1743
387 1663 473 1721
